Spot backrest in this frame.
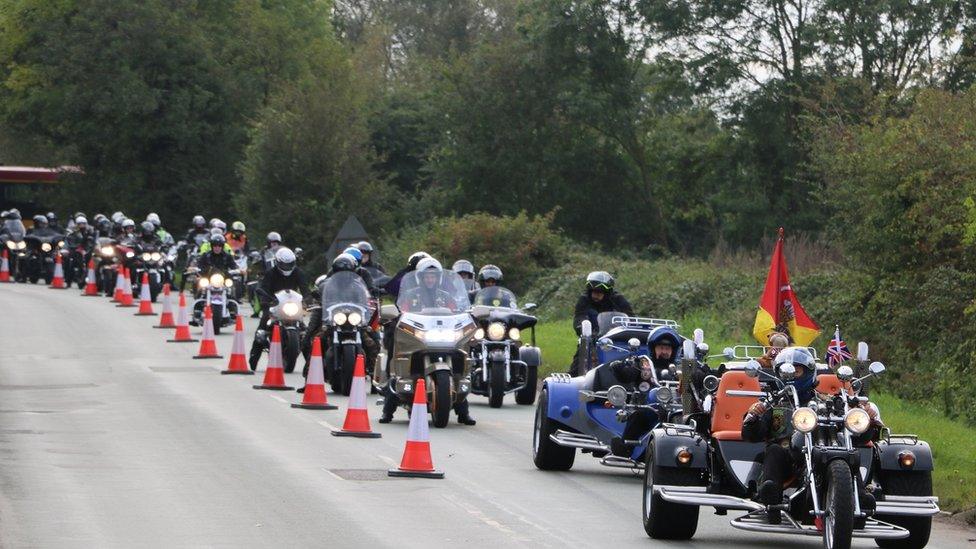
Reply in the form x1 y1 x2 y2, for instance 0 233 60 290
815 374 851 396
710 371 761 435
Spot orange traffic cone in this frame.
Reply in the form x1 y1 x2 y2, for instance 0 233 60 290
116 268 135 307
153 284 176 328
0 249 11 283
221 316 254 375
49 252 66 289
332 354 381 438
134 272 156 316
112 268 125 301
388 377 443 478
253 325 293 390
81 259 98 296
192 305 222 359
293 338 337 410
167 292 198 343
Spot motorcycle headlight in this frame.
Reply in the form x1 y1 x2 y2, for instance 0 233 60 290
100 246 114 256
474 328 485 340
508 327 521 341
125 251 134 258
348 312 362 326
606 385 628 407
17 241 26 250
282 302 301 318
791 407 818 433
141 252 151 261
845 408 871 434
424 328 457 343
656 387 673 404
209 273 224 287
487 322 506 341
198 277 210 289
333 312 348 325
5 241 14 250
224 278 234 287
58 241 65 248
151 252 161 262
41 243 52 252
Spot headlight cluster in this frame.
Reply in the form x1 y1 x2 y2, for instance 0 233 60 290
844 408 871 434
424 328 458 343
332 311 363 326
41 243 52 252
482 322 520 341
141 252 163 262
6 241 26 250
791 407 818 433
281 302 302 318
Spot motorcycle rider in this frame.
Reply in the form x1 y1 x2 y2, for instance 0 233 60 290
195 233 237 274
380 257 476 425
198 228 234 254
135 221 161 248
383 251 430 299
249 247 307 371
184 215 209 245
757 332 790 369
146 213 173 246
27 215 59 237
95 216 113 240
45 212 64 234
569 271 634 375
119 218 137 243
357 241 384 273
66 216 94 246
453 260 478 293
259 232 283 273
227 221 248 253
477 264 502 288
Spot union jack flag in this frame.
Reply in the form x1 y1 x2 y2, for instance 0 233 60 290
826 326 852 367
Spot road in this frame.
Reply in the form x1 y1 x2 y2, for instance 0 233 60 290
0 283 972 548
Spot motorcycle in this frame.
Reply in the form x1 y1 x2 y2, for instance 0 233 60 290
128 243 174 302
22 234 65 284
642 342 940 548
574 312 681 375
93 237 121 295
315 271 373 395
1 218 27 281
383 268 476 428
468 286 541 407
186 267 241 334
254 288 305 373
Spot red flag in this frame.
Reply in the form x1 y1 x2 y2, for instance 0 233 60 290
752 228 821 346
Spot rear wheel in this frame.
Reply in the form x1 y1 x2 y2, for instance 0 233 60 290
515 365 538 405
431 370 452 428
532 388 575 470
875 471 933 549
823 459 854 549
488 362 506 408
642 440 699 539
282 329 300 373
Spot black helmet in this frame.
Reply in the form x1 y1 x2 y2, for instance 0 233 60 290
356 241 374 253
452 260 475 277
140 221 155 237
586 271 614 292
478 264 503 284
98 218 111 232
46 212 57 223
332 253 357 273
408 251 430 269
210 233 226 250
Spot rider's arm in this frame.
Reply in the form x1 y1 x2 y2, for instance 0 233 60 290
572 295 590 335
741 403 771 442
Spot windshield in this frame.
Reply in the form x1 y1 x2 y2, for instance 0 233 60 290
319 271 370 310
473 286 518 309
3 220 25 239
396 269 471 314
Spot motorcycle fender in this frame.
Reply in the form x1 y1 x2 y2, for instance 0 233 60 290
519 346 541 368
427 356 452 372
651 427 708 469
810 446 860 468
543 379 581 423
877 439 934 472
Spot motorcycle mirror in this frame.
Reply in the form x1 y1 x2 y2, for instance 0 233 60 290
778 363 796 381
580 320 592 338
628 337 641 350
523 302 537 311
744 360 761 378
869 361 886 375
606 385 628 407
703 375 720 392
723 347 735 360
693 328 704 345
857 342 869 362
682 339 696 361
836 365 854 382
597 337 613 350
698 342 709 353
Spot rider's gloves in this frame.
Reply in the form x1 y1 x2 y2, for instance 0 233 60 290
746 401 768 419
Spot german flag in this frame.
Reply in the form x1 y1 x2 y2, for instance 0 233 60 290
752 228 821 346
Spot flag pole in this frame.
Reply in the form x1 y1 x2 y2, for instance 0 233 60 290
834 324 843 366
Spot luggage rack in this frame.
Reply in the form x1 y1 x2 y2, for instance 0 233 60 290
611 316 679 329
723 345 820 362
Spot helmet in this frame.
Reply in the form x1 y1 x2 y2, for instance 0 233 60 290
192 215 205 228
768 332 789 348
648 326 681 352
356 241 374 253
46 212 57 223
332 253 357 273
121 218 136 229
213 220 226 232
408 251 430 269
586 271 614 292
209 217 221 228
773 347 818 400
146 213 161 228
75 216 88 226
343 247 363 263
93 213 107 223
478 264 503 284
111 211 125 223
275 247 296 276
452 260 475 277
5 209 21 220
140 221 155 236
72 211 86 220
33 214 47 227
209 233 226 248
210 227 224 237
415 257 443 280
97 218 111 232
231 221 245 232
266 231 282 244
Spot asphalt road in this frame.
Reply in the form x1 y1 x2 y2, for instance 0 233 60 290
0 283 972 548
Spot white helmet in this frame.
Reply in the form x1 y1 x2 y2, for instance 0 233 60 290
146 212 161 227
75 216 88 225
275 247 296 276
414 257 443 285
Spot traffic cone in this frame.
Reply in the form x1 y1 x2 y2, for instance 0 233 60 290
153 284 176 327
167 292 198 343
134 272 156 316
292 338 336 409
332 354 381 438
388 378 443 478
192 305 222 359
112 268 124 302
0 249 11 283
253 325 293 390
81 259 98 296
221 316 253 375
116 268 135 307
49 253 66 289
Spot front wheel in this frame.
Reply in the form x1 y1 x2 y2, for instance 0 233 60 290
488 362 506 408
340 344 357 396
823 459 855 549
431 370 452 428
532 388 575 470
515 365 538 405
210 304 223 335
875 471 933 549
282 329 300 373
642 440 699 539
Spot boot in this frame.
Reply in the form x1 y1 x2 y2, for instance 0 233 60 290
757 480 782 524
248 347 262 371
454 399 476 425
457 414 477 426
379 393 398 423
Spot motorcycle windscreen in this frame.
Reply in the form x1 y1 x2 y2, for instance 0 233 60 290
319 271 370 311
472 286 518 309
4 219 26 240
397 269 471 314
